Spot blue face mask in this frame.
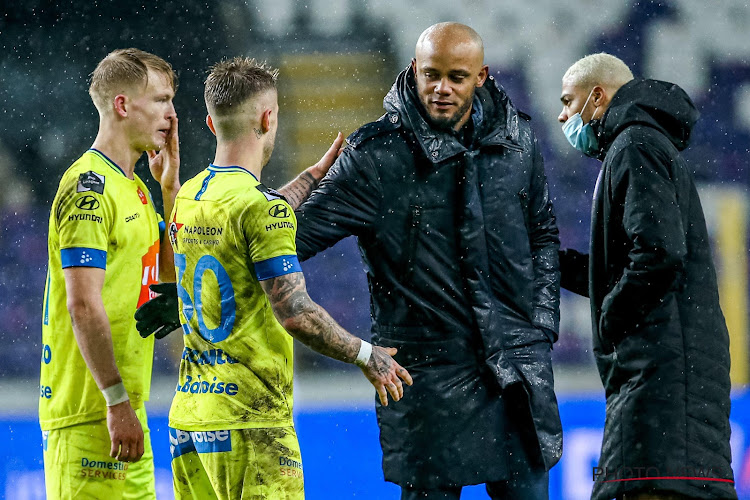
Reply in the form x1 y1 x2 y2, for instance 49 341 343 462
562 88 601 156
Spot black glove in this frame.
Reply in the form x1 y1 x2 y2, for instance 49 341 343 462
135 283 180 339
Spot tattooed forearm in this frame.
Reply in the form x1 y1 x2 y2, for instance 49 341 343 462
277 171 320 210
260 272 360 363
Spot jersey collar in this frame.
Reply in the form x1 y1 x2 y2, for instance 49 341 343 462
207 164 259 182
88 149 128 177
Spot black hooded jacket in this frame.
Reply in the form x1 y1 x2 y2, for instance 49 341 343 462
295 66 561 488
562 79 736 500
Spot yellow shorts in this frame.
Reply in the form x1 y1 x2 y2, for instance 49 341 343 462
42 406 155 500
170 425 305 500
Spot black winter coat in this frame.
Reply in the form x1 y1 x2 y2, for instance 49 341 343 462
562 79 736 500
295 66 561 488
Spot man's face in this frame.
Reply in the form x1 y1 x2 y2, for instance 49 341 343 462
558 79 596 124
127 69 176 152
412 41 487 131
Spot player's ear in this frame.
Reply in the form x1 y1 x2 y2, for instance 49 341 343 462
113 95 128 117
206 114 216 136
260 108 273 133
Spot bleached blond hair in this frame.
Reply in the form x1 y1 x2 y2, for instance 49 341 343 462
563 53 634 90
89 48 176 113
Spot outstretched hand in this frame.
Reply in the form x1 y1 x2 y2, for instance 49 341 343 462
308 131 345 181
360 346 413 406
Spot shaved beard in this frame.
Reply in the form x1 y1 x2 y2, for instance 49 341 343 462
426 90 475 131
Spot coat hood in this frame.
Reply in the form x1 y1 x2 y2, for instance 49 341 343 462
596 78 699 157
383 65 525 163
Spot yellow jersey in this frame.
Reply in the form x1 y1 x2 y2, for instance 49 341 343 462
40 149 163 430
168 165 300 431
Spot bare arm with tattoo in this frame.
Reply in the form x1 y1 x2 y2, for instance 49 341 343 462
260 271 413 405
278 132 344 210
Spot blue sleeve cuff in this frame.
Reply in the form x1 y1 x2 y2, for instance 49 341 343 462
159 220 166 233
60 248 107 269
254 255 301 281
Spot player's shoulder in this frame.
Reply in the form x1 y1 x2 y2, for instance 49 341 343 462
238 181 293 229
58 150 116 197
345 113 402 150
251 182 288 205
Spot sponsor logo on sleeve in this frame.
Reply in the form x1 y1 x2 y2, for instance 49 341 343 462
68 213 102 223
265 221 295 231
269 203 290 218
77 171 105 194
75 195 100 211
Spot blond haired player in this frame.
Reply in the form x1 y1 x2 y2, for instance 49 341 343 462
39 48 180 500
165 57 412 500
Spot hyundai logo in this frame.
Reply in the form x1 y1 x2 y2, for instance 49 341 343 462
75 195 100 210
269 203 289 219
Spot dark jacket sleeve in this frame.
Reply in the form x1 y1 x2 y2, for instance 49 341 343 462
527 132 561 335
600 142 686 330
295 145 382 262
559 248 589 297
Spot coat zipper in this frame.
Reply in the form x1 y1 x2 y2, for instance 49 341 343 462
404 205 422 276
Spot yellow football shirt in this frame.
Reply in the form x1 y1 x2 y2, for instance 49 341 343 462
40 149 163 430
168 165 301 431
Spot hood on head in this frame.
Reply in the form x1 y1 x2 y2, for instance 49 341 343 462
598 79 699 153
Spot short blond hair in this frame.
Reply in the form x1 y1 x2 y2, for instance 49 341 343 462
563 53 634 90
89 48 176 111
204 57 278 115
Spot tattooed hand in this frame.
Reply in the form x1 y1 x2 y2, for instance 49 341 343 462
360 346 413 406
260 272 413 406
